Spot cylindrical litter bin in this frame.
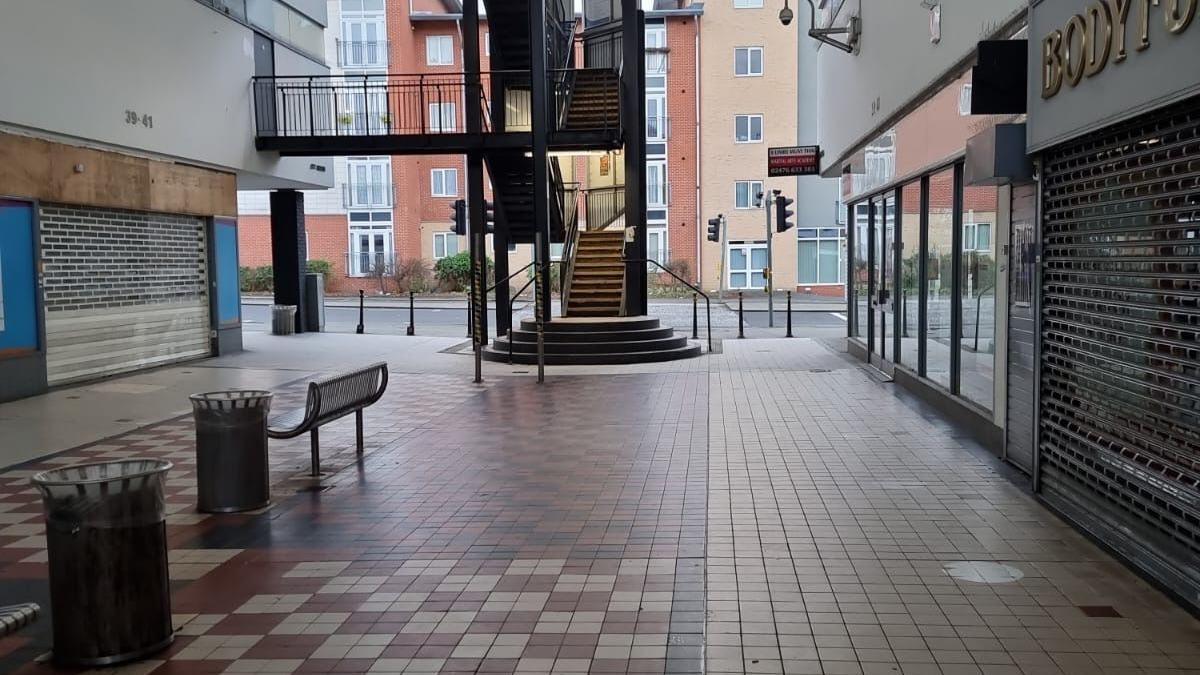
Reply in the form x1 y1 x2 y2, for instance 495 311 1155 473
32 460 173 667
271 304 297 335
190 390 273 513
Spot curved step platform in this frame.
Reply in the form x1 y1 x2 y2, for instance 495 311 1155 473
482 316 703 365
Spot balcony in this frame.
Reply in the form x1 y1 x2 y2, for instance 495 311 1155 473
252 71 622 155
336 39 388 69
647 115 669 142
342 182 394 210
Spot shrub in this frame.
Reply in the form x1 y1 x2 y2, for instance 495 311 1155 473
434 252 493 292
306 259 333 281
239 265 274 293
392 258 432 293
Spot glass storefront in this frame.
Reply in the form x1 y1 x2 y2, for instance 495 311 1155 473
841 62 1018 412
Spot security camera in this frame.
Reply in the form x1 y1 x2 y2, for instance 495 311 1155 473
779 3 794 26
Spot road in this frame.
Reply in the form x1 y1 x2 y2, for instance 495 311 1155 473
241 302 849 339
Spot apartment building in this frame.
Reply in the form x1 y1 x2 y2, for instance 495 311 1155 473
698 0 841 297
0 0 331 402
238 0 707 294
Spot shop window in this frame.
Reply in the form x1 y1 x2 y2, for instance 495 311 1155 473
924 168 955 391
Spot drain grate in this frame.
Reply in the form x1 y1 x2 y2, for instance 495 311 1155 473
295 485 333 494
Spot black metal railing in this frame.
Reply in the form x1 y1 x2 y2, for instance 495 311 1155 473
253 69 621 139
336 39 388 69
581 27 623 71
626 258 713 353
342 182 394 209
646 115 670 142
583 185 626 231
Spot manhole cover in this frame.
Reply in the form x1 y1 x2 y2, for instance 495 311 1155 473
943 561 1024 584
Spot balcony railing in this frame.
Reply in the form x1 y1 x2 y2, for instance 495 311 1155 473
581 28 623 71
583 185 625 232
342 182 394 209
346 251 392 279
252 70 620 139
336 39 388 69
647 115 669 142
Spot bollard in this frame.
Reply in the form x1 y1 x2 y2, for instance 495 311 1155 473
406 291 415 336
786 290 793 338
692 293 699 340
738 292 745 339
355 290 365 334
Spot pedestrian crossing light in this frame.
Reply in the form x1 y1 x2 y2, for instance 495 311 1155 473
450 199 467 236
707 215 722 243
775 195 795 233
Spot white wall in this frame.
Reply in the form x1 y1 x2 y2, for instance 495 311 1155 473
816 0 1025 174
0 0 332 190
795 6 841 228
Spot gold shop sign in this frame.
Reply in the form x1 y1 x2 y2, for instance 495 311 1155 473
1041 0 1196 98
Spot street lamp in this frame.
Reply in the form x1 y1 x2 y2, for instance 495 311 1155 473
800 0 861 53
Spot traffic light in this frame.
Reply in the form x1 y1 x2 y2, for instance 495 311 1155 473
707 215 722 243
484 200 496 234
775 194 795 233
449 199 467 236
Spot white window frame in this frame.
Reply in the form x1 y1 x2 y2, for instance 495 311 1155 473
433 231 460 260
484 32 490 56
426 35 454 66
727 242 768 290
734 47 763 77
645 25 668 75
346 157 391 209
963 221 992 252
428 102 457 132
797 227 847 285
340 17 386 69
348 224 393 277
647 226 668 267
646 94 667 141
431 168 458 197
734 114 763 143
958 84 973 116
647 160 668 208
734 180 764 210
733 0 764 8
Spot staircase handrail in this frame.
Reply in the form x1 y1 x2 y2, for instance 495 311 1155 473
559 182 583 317
583 185 626 231
624 258 712 353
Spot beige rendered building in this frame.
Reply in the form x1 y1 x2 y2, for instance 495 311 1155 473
698 0 842 298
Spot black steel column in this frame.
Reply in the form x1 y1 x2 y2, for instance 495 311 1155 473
918 176 930 376
464 0 488 345
530 0 552 323
493 228 511 336
269 189 307 334
621 5 648 317
950 162 964 395
845 201 854 338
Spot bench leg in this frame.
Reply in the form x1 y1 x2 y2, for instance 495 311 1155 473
310 428 320 477
356 410 364 457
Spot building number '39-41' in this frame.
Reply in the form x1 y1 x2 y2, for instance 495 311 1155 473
124 110 153 129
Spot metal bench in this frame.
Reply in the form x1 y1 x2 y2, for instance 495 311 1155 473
268 362 389 476
0 603 40 637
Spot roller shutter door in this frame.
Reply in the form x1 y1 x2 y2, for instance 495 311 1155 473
39 205 211 385
1039 95 1200 609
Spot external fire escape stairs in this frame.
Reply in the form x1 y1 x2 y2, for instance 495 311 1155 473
250 0 702 364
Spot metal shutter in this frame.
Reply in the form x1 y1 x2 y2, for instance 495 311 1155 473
1039 95 1200 608
40 206 211 385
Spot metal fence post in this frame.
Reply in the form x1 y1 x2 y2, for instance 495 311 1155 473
406 291 415 336
786 290 793 338
356 290 365 334
738 292 745 339
692 292 699 340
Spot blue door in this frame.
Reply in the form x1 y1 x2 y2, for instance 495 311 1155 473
0 200 39 357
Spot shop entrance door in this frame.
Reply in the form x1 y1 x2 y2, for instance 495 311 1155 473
869 194 895 373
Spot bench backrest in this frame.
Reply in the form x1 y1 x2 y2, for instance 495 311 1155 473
303 362 389 428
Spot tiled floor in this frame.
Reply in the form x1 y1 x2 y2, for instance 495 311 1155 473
0 338 1197 674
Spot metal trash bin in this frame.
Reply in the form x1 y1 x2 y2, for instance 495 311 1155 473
271 304 297 335
189 390 273 513
32 460 174 667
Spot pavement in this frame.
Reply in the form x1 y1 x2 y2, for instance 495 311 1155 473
1 330 1198 674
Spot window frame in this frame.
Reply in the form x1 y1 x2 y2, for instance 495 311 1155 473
734 180 764 210
428 102 457 133
425 35 454 66
733 0 764 8
796 227 847 285
430 168 459 197
734 114 764 143
734 46 764 77
433 231 459 259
